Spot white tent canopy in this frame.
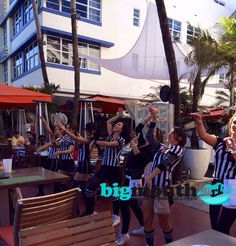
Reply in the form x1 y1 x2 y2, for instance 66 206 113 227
81 1 228 87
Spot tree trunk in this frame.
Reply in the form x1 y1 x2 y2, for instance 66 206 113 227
32 0 49 86
191 72 201 112
229 70 236 107
70 0 80 127
155 0 180 126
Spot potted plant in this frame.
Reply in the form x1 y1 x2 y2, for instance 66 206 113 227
181 29 220 179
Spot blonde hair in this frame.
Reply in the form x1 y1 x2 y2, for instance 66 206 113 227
227 113 236 136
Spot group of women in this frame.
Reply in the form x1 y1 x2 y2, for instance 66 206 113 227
36 108 236 246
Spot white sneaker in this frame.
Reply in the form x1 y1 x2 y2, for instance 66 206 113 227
112 214 120 227
115 233 129 245
131 226 144 236
90 211 98 216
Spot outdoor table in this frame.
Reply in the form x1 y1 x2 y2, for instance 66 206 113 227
0 167 70 226
165 229 236 246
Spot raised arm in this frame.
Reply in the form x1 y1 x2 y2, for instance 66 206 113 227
146 109 161 151
40 116 54 139
190 113 217 147
96 136 125 148
37 142 52 153
57 122 88 144
106 108 124 136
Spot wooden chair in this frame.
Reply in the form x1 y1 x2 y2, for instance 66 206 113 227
0 188 80 246
19 211 116 246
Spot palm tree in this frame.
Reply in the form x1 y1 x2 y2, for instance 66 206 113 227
70 0 80 127
217 17 236 108
32 0 49 86
214 82 236 107
186 29 220 112
155 0 180 126
185 29 220 148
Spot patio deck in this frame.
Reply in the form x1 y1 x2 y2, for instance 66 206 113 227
14 185 236 246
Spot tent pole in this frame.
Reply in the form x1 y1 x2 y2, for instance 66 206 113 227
44 102 50 141
39 102 43 135
84 102 87 138
11 110 14 135
90 102 94 123
35 105 39 142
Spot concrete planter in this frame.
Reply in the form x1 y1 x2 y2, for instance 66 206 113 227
183 148 211 180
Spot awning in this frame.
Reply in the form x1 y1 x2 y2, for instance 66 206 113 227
202 108 228 119
0 84 52 108
59 95 125 113
88 95 125 113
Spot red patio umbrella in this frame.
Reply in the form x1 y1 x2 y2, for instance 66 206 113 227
0 84 52 109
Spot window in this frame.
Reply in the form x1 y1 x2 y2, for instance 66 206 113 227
46 0 60 10
46 35 100 71
13 53 23 78
12 9 22 36
62 0 70 13
133 8 140 27
219 73 229 83
4 62 8 83
25 42 39 72
47 36 61 63
76 0 101 22
62 39 73 65
168 18 181 41
88 0 101 22
47 0 101 23
3 25 7 49
187 24 199 44
23 0 33 25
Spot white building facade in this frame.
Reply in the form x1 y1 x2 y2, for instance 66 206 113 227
0 0 235 105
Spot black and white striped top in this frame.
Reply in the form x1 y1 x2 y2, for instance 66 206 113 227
101 135 125 167
146 122 183 187
47 137 62 159
77 137 94 163
57 134 75 160
150 144 183 187
213 138 236 181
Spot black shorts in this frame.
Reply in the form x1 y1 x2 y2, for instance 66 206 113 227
39 156 48 169
95 165 122 185
59 159 75 173
48 159 60 171
77 160 90 174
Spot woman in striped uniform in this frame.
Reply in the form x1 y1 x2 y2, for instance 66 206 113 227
143 116 186 246
83 108 130 226
37 125 64 171
191 112 236 235
53 123 75 176
116 110 162 245
57 121 99 203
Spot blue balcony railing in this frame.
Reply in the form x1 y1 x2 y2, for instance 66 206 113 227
0 48 8 62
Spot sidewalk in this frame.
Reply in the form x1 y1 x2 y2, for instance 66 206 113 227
93 197 236 246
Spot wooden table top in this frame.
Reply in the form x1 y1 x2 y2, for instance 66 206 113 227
165 229 236 246
0 167 70 190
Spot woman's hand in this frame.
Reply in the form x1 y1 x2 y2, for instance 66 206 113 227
190 112 202 125
149 107 158 121
130 134 139 148
57 121 66 131
117 108 124 117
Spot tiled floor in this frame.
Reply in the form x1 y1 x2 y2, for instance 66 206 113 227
18 185 236 246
